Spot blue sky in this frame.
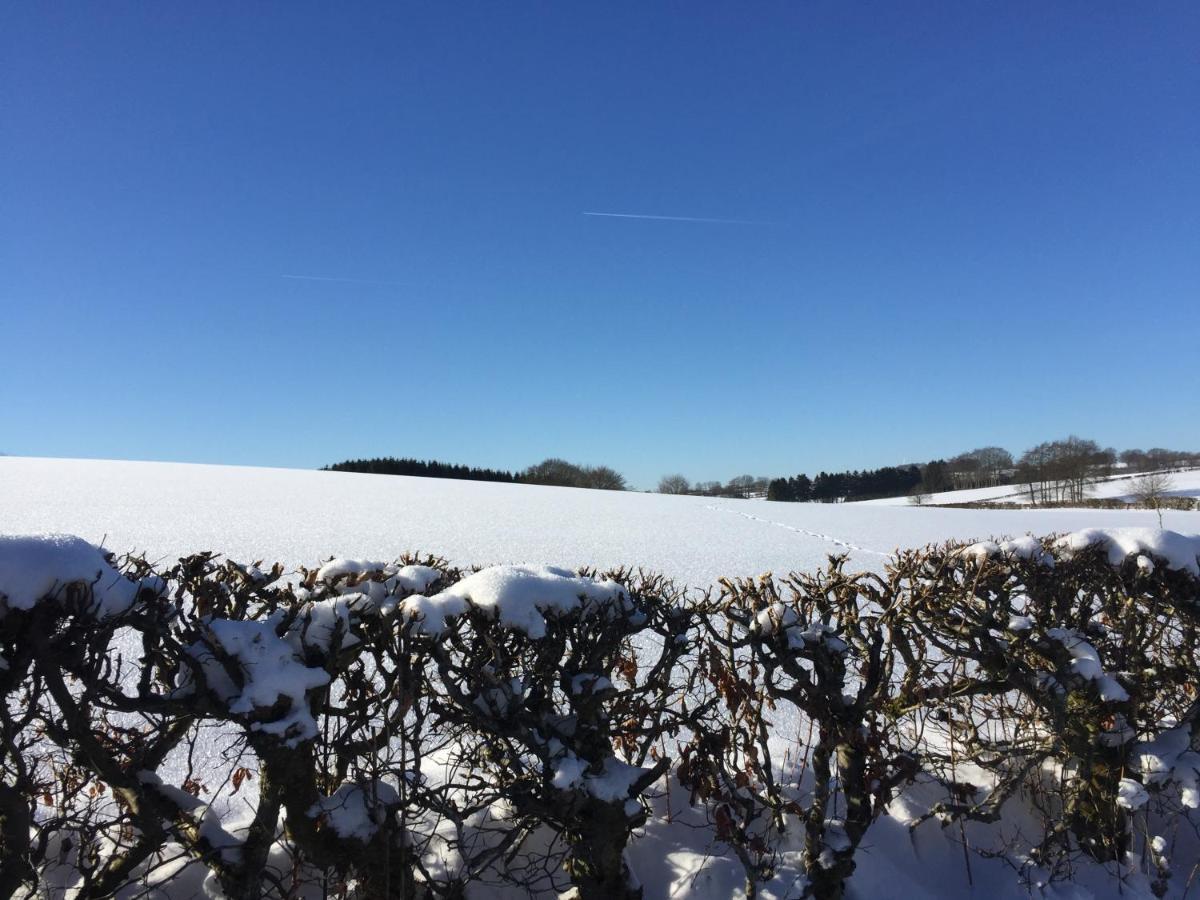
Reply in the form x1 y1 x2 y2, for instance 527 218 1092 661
3 3 1197 489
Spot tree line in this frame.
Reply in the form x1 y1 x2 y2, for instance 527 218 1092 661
323 457 518 483
755 441 1199 505
325 440 1198 503
657 474 773 498
324 456 628 491
766 466 923 503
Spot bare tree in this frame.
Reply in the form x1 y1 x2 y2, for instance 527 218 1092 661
522 457 586 486
726 475 757 498
584 465 627 491
657 474 690 495
1132 470 1174 527
1017 436 1101 505
521 459 627 491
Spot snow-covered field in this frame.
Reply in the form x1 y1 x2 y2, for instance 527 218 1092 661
858 468 1200 508
1 456 1196 588
4 456 1200 899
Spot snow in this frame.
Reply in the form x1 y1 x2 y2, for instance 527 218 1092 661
291 594 364 652
1094 469 1200 502
1134 726 1200 809
138 770 243 863
308 781 399 843
752 604 847 652
753 601 799 635
1056 528 1200 576
584 758 654 803
0 532 141 618
857 468 1200 508
961 527 1200 577
960 535 1053 565
1045 628 1130 702
551 753 588 789
1 457 1193 590
400 564 627 638
1117 778 1150 810
317 557 441 594
570 673 613 695
315 557 389 583
1007 615 1033 632
187 616 331 745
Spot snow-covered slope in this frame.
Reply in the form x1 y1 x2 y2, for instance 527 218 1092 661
856 468 1200 509
1 456 1196 587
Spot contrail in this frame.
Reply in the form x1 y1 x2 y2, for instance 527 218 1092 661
582 211 777 226
280 274 406 286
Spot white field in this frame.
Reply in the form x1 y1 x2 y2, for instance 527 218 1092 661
4 456 1199 899
1 456 1197 588
858 467 1200 508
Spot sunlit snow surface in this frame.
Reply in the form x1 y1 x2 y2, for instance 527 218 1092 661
1 457 1194 587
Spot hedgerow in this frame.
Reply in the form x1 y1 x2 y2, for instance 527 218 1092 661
0 530 1197 899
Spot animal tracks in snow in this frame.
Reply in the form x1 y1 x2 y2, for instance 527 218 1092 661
703 505 890 558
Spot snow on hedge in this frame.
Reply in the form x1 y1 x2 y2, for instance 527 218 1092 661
138 770 243 863
316 557 442 596
308 781 400 843
958 528 1200 575
1135 725 1200 809
0 532 144 618
752 602 849 653
399 564 629 638
959 534 1053 565
1045 627 1129 702
1055 528 1200 575
181 616 332 745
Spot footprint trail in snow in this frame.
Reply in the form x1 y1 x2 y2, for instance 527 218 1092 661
703 505 891 558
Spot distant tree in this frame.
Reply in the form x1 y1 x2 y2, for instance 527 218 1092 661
658 474 691 495
810 472 834 502
1016 442 1053 505
1092 446 1118 479
975 446 1013 476
726 475 757 498
1053 436 1102 503
766 478 793 502
920 459 952 494
521 458 587 487
583 465 627 491
1120 449 1149 472
1145 447 1191 471
791 473 813 501
519 459 627 491
944 447 1015 490
947 453 981 490
1015 436 1102 505
1131 471 1174 528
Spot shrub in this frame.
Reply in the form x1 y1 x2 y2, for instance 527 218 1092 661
679 559 929 899
2 529 1198 898
404 566 701 898
904 534 1200 892
0 540 456 899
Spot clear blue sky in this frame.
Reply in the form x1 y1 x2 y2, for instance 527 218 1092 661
3 3 1197 489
